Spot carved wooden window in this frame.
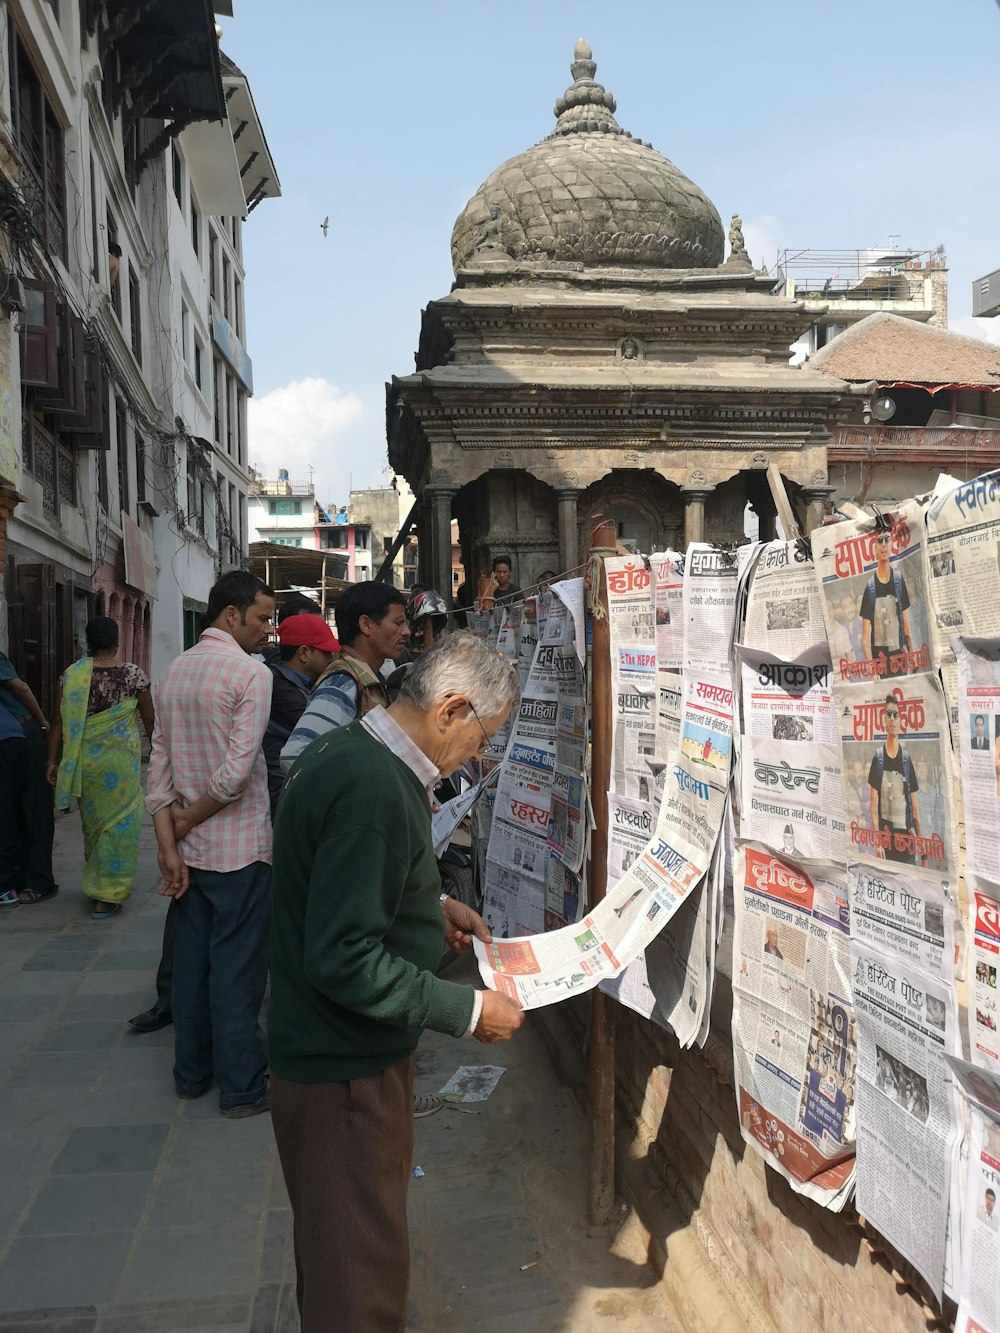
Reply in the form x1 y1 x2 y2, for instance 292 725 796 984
128 264 142 366
115 399 129 518
8 20 67 261
61 339 110 451
19 280 58 389
26 417 75 515
35 304 85 415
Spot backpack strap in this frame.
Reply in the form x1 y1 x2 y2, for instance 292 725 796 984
313 651 390 719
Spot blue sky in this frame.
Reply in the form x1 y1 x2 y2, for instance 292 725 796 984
226 0 1000 505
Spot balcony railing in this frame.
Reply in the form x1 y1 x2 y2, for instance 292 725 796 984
830 424 1000 460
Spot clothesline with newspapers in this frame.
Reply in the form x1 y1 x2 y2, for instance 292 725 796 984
463 468 1000 1323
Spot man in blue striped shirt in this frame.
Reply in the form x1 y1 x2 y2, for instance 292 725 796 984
280 582 410 772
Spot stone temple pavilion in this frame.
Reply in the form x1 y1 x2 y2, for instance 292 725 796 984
387 40 850 598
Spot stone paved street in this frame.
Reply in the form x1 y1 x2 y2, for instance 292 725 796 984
0 813 679 1332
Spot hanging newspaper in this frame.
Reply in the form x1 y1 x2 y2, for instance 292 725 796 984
482 583 587 936
946 1057 1000 1333
474 798 704 1009
848 863 953 976
731 844 856 1208
812 501 934 686
739 739 846 864
926 470 1000 639
955 639 1000 886
743 539 828 658
484 640 735 1009
495 603 524 664
836 677 952 876
606 555 657 801
682 545 738 675
850 939 959 1300
652 549 685 670
739 653 838 746
515 597 539 689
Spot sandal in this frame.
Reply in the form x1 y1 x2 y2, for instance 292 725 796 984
17 886 59 905
91 902 123 921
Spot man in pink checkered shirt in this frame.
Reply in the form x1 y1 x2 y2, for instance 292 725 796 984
146 571 275 1118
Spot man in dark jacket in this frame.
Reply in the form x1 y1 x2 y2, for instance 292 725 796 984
263 614 339 818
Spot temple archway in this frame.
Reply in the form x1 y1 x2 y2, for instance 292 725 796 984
577 470 683 555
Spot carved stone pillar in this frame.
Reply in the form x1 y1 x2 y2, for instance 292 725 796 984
801 485 836 536
426 485 457 605
682 486 714 548
556 488 580 574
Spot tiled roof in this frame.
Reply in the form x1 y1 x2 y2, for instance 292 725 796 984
808 312 1000 388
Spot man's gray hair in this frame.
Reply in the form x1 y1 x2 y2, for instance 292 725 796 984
401 630 519 718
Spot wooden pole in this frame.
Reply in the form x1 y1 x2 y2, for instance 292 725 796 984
766 464 801 540
588 520 617 1225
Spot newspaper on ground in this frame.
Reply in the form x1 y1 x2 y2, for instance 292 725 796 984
850 939 959 1300
731 844 856 1209
946 1057 1000 1333
438 1065 507 1103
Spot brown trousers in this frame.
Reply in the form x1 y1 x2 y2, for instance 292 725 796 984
270 1058 415 1332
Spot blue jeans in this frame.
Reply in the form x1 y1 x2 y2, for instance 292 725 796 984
171 861 271 1110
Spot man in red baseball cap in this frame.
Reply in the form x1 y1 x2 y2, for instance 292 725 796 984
263 614 340 819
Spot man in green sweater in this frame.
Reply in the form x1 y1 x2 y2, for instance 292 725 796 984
269 630 523 1331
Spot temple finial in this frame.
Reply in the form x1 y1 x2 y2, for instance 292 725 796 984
552 39 625 137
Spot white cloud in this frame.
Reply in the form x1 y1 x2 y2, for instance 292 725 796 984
247 377 369 508
949 316 1000 347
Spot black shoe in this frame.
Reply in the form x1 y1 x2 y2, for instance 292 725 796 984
221 1088 271 1119
127 1005 172 1034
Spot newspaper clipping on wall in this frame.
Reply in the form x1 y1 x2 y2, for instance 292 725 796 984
743 540 828 658
850 939 959 1300
731 845 856 1208
683 545 738 675
955 639 1000 885
482 583 587 938
926 470 1000 640
836 678 952 876
812 502 934 686
947 1057 1000 1333
970 883 1000 1071
606 555 657 801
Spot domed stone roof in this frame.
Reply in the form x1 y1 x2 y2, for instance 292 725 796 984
451 40 724 274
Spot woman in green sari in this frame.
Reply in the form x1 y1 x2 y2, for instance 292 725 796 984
46 617 155 919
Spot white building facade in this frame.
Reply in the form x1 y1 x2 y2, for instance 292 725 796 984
0 2 279 710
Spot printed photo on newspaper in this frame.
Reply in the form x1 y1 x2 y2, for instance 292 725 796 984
732 844 856 1209
850 939 959 1300
743 539 827 659
945 1057 1000 1333
837 677 952 874
812 500 934 686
